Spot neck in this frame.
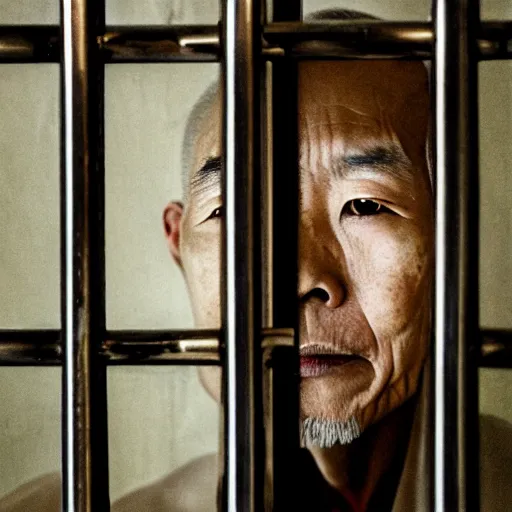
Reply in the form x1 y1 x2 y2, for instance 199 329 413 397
308 399 416 511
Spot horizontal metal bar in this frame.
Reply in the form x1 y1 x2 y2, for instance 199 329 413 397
0 26 59 62
0 329 509 366
0 331 61 364
0 21 510 63
265 20 432 59
0 328 293 365
265 20 512 60
103 330 220 364
101 25 219 62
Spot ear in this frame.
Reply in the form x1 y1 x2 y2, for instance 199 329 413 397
163 201 184 267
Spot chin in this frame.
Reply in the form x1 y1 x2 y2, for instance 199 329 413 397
299 357 376 426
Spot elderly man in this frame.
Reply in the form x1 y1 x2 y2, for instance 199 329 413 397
119 28 510 512
152 57 433 511
2 9 511 512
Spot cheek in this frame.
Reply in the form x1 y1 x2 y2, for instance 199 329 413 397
181 227 222 329
343 219 433 337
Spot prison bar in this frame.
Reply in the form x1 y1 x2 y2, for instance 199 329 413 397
0 328 509 367
0 5 510 512
0 328 295 365
434 0 480 510
1 21 511 62
264 2 301 510
60 0 110 509
222 0 265 510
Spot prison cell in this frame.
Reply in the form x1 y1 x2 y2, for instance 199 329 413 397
0 0 511 511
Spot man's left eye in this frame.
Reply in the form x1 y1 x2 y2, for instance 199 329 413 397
207 206 224 220
344 199 387 216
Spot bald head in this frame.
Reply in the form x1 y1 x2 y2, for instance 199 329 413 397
182 81 220 197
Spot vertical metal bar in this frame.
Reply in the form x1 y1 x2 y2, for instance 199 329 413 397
60 0 110 510
221 0 264 510
260 62 277 511
261 62 273 330
433 0 480 510
266 2 302 511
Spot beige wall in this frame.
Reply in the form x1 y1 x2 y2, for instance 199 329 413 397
0 0 510 502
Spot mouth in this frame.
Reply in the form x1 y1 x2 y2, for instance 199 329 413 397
300 353 363 378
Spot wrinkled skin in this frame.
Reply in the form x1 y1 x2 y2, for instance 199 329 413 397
163 60 434 506
165 61 433 433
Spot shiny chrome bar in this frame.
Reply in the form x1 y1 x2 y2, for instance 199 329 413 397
261 63 273 330
265 19 512 60
222 0 264 509
101 25 219 62
61 0 109 509
434 0 480 510
0 329 508 366
103 330 220 364
0 26 59 61
0 329 297 366
1 22 511 62
264 20 432 59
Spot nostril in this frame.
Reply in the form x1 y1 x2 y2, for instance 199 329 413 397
304 288 330 303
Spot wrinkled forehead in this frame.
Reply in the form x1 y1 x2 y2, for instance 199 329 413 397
298 61 430 166
191 61 430 177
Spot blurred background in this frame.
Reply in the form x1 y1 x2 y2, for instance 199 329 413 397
0 0 510 503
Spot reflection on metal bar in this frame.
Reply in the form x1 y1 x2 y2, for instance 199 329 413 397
261 62 273 330
105 329 294 365
480 329 512 367
434 0 480 510
101 25 219 62
0 22 511 62
103 329 220 364
60 0 110 509
222 0 264 509
0 26 59 61
479 21 512 59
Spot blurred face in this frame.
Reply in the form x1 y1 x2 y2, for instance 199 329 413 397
164 61 433 443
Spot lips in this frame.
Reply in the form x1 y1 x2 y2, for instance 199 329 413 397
300 353 363 378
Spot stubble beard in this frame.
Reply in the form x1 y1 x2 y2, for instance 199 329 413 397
300 416 361 448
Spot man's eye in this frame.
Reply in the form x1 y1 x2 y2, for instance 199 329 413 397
344 199 386 217
207 206 224 220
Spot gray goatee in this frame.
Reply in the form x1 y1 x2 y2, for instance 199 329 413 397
300 416 361 448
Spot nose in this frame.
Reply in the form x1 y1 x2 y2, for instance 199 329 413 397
298 221 346 309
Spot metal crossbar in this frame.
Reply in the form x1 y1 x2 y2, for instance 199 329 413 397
0 329 509 366
0 21 511 62
0 0 511 510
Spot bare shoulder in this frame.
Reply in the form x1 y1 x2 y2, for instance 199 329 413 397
112 453 218 512
480 414 512 511
0 473 61 512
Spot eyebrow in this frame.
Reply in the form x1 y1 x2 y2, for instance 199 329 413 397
190 156 222 196
336 145 414 184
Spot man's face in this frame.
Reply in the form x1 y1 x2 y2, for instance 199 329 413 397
165 61 433 440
